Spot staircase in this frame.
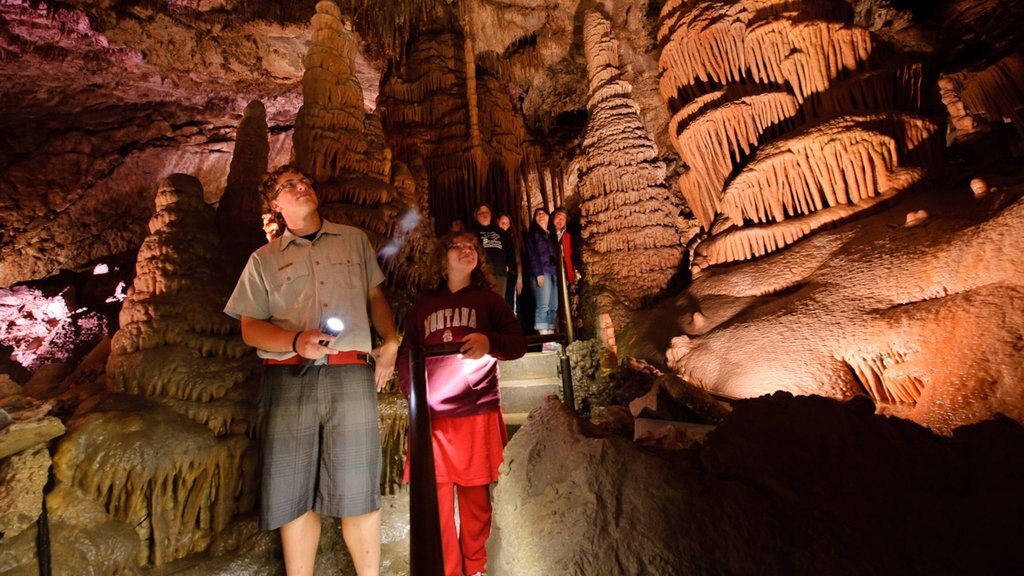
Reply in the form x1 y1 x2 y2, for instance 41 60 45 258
498 351 564 435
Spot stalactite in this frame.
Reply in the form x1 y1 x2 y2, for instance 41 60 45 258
659 0 934 267
578 10 685 316
952 50 1024 138
380 27 533 234
692 166 922 270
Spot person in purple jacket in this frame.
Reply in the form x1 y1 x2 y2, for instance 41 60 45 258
398 230 526 576
524 207 559 335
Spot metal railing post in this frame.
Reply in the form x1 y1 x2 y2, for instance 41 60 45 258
558 345 575 412
408 345 445 576
557 236 575 344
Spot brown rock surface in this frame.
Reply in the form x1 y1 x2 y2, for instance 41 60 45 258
491 395 1024 575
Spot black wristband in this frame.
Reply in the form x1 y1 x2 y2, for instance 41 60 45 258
291 331 301 354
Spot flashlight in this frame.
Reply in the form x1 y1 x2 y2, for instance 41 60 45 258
299 317 345 377
319 317 344 345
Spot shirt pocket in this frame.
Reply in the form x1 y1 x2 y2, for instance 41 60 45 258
266 259 311 312
327 250 364 290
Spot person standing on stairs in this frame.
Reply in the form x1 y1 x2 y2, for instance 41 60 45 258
397 230 527 576
525 207 559 337
471 203 516 299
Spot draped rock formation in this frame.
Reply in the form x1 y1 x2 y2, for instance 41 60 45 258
664 173 1024 434
659 0 938 273
379 25 533 231
107 175 260 436
54 394 255 566
939 49 1024 143
91 174 260 565
578 10 688 325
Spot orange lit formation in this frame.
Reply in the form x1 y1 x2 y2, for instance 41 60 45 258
658 0 938 273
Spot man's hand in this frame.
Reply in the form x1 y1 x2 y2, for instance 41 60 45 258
536 275 545 288
515 276 523 295
459 332 491 360
295 329 338 360
372 339 398 392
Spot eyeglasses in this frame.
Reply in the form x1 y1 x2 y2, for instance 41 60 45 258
446 242 475 253
274 177 312 197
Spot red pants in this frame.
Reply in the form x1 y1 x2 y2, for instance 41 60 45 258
436 482 492 576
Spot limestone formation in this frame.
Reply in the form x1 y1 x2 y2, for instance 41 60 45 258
52 174 262 567
664 174 1024 435
378 27 533 231
940 49 1024 142
659 0 936 271
107 175 260 437
490 395 1024 575
54 394 256 566
578 10 689 327
217 100 272 259
294 1 390 185
0 485 141 576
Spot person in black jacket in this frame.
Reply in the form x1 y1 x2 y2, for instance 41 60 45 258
471 203 515 298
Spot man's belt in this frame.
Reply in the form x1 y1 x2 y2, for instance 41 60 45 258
264 351 373 367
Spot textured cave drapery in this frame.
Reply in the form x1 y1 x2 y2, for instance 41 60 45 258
942 49 1024 140
54 395 254 567
665 175 1024 434
658 0 936 272
108 175 260 436
96 174 260 566
577 10 687 322
379 26 533 232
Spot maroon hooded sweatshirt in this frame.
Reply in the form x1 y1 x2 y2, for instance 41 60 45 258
398 284 526 418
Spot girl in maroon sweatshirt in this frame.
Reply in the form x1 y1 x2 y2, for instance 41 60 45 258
398 230 526 576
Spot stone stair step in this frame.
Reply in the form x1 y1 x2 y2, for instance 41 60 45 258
498 351 562 381
500 381 560 414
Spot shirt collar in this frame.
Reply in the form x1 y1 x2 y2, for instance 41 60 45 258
277 219 343 251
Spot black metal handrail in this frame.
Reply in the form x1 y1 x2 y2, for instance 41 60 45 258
407 334 575 575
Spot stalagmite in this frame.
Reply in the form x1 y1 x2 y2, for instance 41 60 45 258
216 99 269 259
578 9 686 323
107 174 260 437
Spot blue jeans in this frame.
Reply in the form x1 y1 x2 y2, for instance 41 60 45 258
531 273 558 331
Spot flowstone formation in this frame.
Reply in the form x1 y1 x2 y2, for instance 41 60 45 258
663 172 1024 435
577 10 691 331
72 174 261 566
658 0 939 272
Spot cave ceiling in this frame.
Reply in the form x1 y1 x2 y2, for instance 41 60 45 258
1 0 1023 290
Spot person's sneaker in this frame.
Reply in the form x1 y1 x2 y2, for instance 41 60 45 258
468 573 487 576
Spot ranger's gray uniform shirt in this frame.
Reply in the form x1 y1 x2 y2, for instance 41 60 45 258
224 220 385 360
